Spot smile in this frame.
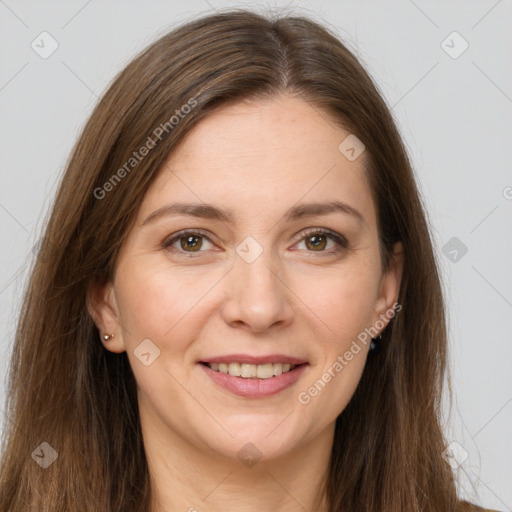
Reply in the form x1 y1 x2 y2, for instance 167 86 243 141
204 362 297 379
199 362 308 398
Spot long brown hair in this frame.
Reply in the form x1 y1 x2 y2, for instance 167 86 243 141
0 8 462 511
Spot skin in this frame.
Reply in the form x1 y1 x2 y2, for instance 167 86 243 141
89 94 403 512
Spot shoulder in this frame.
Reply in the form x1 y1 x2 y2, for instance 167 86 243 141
458 500 502 512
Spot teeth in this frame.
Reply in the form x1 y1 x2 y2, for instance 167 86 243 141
228 363 241 377
241 363 257 378
256 363 274 379
206 362 298 379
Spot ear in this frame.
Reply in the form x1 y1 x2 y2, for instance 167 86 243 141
86 279 126 354
371 241 404 333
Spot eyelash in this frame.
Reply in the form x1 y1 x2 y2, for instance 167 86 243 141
162 228 348 257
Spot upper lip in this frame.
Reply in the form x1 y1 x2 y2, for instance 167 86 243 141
199 354 308 365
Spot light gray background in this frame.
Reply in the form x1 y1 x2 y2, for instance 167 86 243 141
1 1 511 510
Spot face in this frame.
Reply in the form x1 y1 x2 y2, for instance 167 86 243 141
90 94 403 462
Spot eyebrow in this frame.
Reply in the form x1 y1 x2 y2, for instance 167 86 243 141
142 200 366 226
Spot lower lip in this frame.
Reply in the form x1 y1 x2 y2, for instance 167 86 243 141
199 363 308 398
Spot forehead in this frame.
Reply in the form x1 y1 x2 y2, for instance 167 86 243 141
139 94 376 228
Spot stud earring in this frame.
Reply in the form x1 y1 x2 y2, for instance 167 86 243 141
103 333 115 342
369 334 382 354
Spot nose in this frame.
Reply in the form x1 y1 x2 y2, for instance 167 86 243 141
220 248 294 333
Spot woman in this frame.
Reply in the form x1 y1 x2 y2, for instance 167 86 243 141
0 8 499 512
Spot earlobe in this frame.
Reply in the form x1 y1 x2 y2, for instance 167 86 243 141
86 279 126 353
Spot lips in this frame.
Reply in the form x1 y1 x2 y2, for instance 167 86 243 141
198 354 309 398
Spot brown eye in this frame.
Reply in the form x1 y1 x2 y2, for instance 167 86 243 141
164 230 215 255
295 229 346 254
304 234 328 251
180 235 203 251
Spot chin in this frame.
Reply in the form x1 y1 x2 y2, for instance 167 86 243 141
196 415 307 464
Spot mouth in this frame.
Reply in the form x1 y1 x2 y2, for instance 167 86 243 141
198 356 309 398
200 361 302 379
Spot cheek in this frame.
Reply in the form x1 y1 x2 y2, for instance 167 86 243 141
293 268 375 419
115 257 226 343
291 259 380 343
113 261 222 421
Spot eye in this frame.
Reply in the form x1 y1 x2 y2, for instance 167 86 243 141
163 229 215 255
293 228 347 254
163 227 347 257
